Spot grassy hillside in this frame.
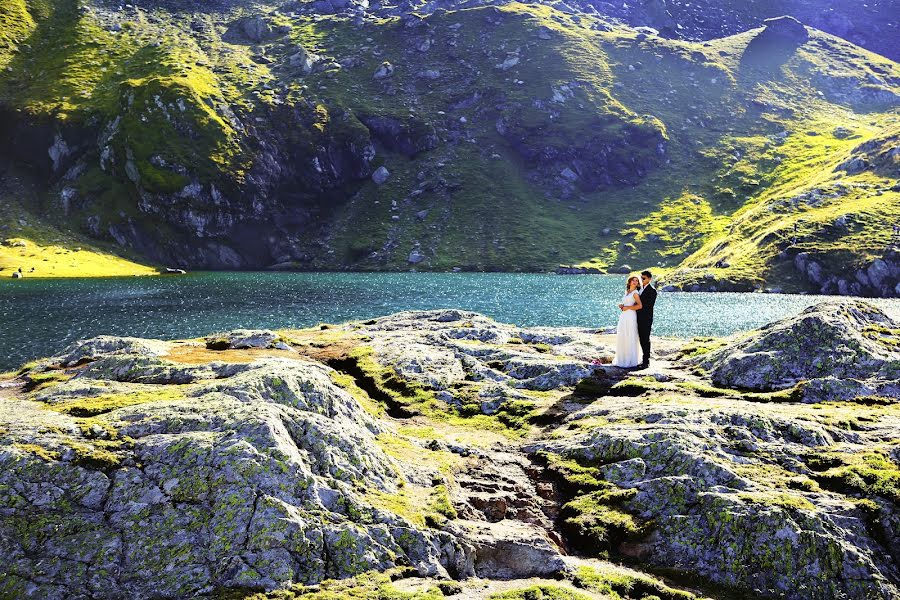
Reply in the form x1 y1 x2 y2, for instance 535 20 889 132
0 168 159 277
0 0 897 292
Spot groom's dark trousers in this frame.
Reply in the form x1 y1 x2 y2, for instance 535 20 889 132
637 285 657 365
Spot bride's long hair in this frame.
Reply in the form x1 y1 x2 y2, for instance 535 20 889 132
625 276 641 292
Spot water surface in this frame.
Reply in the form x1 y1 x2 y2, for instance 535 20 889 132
2 272 898 371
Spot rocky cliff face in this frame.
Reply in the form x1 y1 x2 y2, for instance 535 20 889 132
1 301 898 599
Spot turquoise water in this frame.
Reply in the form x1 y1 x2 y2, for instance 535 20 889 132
2 272 898 371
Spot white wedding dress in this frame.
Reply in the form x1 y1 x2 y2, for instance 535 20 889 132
612 290 641 368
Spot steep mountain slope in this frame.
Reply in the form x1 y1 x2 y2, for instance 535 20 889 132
0 0 898 294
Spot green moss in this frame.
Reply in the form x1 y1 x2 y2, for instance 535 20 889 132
346 345 535 435
61 439 122 470
12 442 60 461
536 451 611 493
489 585 594 600
43 388 186 416
677 337 728 360
213 568 443 599
346 345 440 417
609 376 803 403
427 484 457 520
862 325 900 350
561 487 647 555
572 564 697 600
23 370 72 392
737 491 815 511
809 448 900 503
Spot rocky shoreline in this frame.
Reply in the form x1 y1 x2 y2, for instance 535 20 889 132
0 300 898 599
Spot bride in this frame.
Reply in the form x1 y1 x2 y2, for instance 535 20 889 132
611 276 643 368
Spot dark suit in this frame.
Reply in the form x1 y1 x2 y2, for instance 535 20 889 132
637 284 657 365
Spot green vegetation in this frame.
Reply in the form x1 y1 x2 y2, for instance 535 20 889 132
214 568 445 600
561 487 647 555
676 337 728 360
572 564 699 600
807 447 900 503
42 388 186 416
489 585 594 600
23 369 72 392
60 438 122 470
538 450 611 492
370 433 460 528
347 345 537 435
12 442 60 461
537 452 647 556
0 167 159 278
862 325 900 350
609 377 803 402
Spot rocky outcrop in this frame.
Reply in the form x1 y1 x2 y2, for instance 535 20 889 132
499 112 668 192
691 300 900 400
0 341 475 598
1 304 898 599
360 115 439 158
757 16 809 46
531 393 900 600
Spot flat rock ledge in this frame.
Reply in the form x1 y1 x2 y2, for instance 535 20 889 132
0 301 897 599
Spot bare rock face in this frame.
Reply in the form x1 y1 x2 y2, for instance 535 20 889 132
691 300 900 400
355 309 606 398
531 394 900 600
1 303 898 600
742 15 809 67
758 15 809 45
0 341 474 598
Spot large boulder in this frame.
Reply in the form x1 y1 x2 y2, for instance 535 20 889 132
692 301 900 399
0 349 474 598
742 16 809 67
531 394 900 600
360 115 438 157
240 16 273 43
758 15 809 45
355 309 608 398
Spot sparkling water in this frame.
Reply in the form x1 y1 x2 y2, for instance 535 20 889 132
2 272 898 371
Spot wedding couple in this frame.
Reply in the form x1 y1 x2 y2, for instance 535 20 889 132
611 270 657 369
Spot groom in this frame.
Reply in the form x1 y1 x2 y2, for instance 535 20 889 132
636 270 657 369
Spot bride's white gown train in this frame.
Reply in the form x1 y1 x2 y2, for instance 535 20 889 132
612 291 641 368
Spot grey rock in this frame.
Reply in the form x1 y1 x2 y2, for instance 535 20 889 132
692 300 899 397
373 61 395 79
759 15 809 45
417 69 441 79
0 350 467 598
836 157 868 174
242 16 272 43
206 329 280 349
372 166 391 185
